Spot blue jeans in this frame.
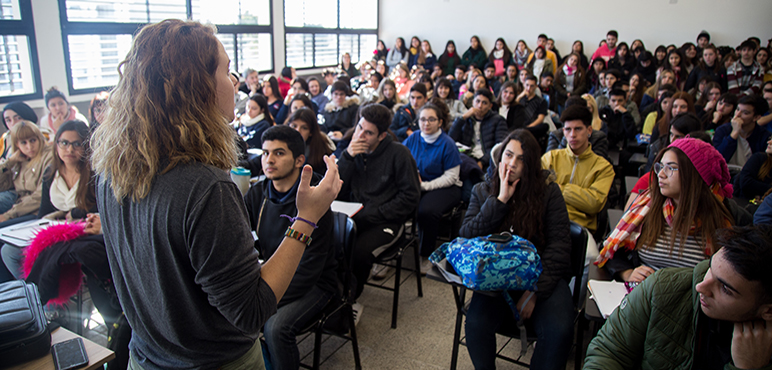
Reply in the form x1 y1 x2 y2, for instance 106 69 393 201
465 282 574 370
262 285 333 370
0 190 17 214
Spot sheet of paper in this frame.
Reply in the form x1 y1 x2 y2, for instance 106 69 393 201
0 219 59 246
588 279 629 319
331 201 364 218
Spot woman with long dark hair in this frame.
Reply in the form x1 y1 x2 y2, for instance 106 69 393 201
735 136 772 200
407 36 421 69
555 53 588 109
527 46 554 84
386 37 409 68
685 44 727 92
462 129 573 370
287 107 334 175
262 75 284 119
571 40 589 69
513 40 532 69
237 94 274 149
435 77 467 121
462 35 487 70
373 39 388 61
438 40 462 77
488 38 513 77
703 92 737 131
608 42 635 79
663 50 688 90
652 91 695 143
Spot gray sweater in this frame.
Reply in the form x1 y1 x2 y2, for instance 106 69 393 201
97 162 277 370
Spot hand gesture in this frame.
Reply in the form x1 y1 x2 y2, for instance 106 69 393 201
497 165 519 203
614 105 628 113
328 131 344 141
463 107 478 120
731 113 744 138
732 319 772 369
713 110 723 124
52 113 67 129
705 99 717 111
622 265 655 282
346 138 369 157
84 213 102 235
296 155 342 224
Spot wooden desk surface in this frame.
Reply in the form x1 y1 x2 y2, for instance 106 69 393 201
8 327 115 370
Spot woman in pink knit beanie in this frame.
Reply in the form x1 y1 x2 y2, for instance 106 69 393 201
596 137 751 282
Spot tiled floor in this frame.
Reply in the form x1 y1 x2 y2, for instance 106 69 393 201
75 265 586 369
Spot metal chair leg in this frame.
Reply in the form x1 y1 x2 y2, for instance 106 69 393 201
413 240 423 297
348 305 362 370
392 254 402 329
313 323 323 370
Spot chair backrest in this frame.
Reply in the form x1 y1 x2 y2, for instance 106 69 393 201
332 211 357 301
568 221 588 309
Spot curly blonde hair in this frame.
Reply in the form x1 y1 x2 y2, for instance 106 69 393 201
91 19 238 202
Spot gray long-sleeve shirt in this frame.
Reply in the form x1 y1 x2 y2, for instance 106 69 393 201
97 162 277 370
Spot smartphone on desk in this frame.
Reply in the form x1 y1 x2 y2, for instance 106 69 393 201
51 337 89 370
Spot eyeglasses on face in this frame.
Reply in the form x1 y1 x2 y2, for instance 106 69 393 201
654 162 678 178
57 140 84 149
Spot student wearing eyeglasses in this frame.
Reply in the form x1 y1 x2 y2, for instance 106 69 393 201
597 138 752 283
403 102 462 272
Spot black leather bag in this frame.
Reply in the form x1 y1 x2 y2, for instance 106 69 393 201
0 280 51 367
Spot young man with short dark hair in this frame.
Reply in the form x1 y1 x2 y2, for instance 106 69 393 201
590 30 619 65
244 125 337 369
727 39 765 96
338 104 421 300
527 34 559 70
449 88 508 169
451 64 467 98
539 73 558 112
483 62 502 96
600 87 638 150
516 75 550 141
713 94 771 166
390 82 427 141
542 105 614 233
585 225 772 370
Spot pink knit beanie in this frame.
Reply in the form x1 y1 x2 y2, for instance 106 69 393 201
667 137 733 198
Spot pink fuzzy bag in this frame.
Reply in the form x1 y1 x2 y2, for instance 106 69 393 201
21 222 86 305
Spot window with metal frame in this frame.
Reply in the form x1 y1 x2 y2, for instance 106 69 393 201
59 0 273 94
284 0 378 70
0 0 42 103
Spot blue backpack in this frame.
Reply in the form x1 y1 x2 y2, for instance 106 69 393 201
429 233 542 355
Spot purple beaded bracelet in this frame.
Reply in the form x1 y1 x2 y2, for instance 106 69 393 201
280 214 318 229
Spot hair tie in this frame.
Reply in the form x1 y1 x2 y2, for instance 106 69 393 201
280 214 318 229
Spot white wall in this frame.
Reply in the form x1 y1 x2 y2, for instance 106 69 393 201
380 0 772 64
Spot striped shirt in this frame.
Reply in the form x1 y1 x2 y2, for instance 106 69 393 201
638 226 707 271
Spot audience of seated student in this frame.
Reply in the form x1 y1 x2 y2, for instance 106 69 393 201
418 75 434 98
590 30 618 65
461 36 487 70
483 63 502 96
450 64 467 97
321 68 336 98
627 72 647 109
641 68 676 109
761 82 772 130
582 93 606 133
488 38 513 78
461 73 489 109
377 79 400 111
394 63 415 99
462 129 573 370
727 39 764 96
437 40 461 77
449 88 508 170
545 38 562 65
517 75 551 138
587 58 606 94
586 225 772 370
651 91 695 143
599 87 637 150
694 81 722 119
276 78 319 125
373 39 388 62
1 120 96 279
641 81 677 123
644 113 703 173
414 40 437 71
542 105 614 235
39 87 88 136
758 47 771 78
240 67 263 97
608 42 635 80
307 77 328 114
403 103 462 270
527 34 559 71
687 75 711 104
503 63 519 85
278 67 294 99
357 71 382 105
386 37 409 69
598 138 751 283
653 45 667 68
570 40 589 70
262 75 285 119
339 52 359 79
287 108 334 176
391 83 427 142
539 73 558 112
336 104 420 299
641 90 674 136
435 77 467 122
547 96 609 161
714 94 771 167
680 43 699 74
527 46 554 85
237 95 274 149
243 126 336 370
633 51 658 86
554 53 588 110
496 81 527 131
513 40 532 69
703 92 738 131
685 44 727 92
734 136 772 201
1 102 38 161
406 37 421 69
595 69 621 108
722 51 739 70
321 81 360 141
0 122 53 226
88 91 109 132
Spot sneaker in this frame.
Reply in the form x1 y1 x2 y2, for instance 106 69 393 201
371 265 392 280
420 257 433 275
352 303 364 326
